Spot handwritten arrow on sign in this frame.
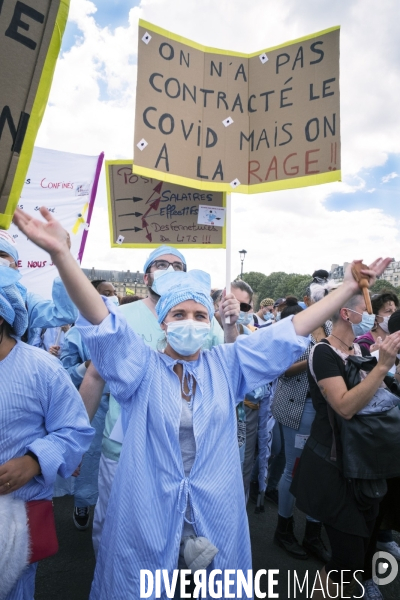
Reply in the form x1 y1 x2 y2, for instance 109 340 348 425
145 181 163 205
139 182 164 242
143 197 161 218
120 227 143 232
118 212 143 217
115 196 143 202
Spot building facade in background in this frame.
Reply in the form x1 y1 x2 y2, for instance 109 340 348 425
331 259 400 286
82 268 147 297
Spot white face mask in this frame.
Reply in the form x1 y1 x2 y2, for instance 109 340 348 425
0 257 12 268
108 295 119 306
378 315 390 334
166 319 210 356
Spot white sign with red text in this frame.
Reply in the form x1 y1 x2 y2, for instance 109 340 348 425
8 146 103 298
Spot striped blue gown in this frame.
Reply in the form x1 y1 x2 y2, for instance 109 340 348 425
0 341 94 600
77 305 309 600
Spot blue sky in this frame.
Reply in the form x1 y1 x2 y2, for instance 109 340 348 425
61 1 140 54
37 0 400 282
326 153 400 216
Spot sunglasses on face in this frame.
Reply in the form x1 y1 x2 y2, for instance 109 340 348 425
240 302 252 313
148 260 186 272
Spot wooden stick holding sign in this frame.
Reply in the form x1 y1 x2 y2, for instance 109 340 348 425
225 194 232 325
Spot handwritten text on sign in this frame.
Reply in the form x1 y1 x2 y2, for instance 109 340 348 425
107 161 226 248
133 22 340 193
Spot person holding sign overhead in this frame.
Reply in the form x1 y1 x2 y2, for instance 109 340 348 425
12 206 391 600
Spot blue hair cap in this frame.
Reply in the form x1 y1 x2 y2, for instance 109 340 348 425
0 230 19 263
143 245 186 273
153 269 214 324
0 266 28 336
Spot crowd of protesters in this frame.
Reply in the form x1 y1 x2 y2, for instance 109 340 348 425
1 210 400 599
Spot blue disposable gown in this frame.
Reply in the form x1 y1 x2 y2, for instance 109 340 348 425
0 340 94 600
0 341 94 501
18 277 78 345
77 304 309 600
57 326 109 506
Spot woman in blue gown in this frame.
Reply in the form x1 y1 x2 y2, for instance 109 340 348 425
12 206 391 600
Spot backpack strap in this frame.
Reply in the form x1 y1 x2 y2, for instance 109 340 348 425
308 341 344 462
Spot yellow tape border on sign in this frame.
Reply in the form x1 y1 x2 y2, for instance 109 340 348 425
136 21 341 195
131 163 342 194
0 0 70 230
139 19 340 58
106 160 227 249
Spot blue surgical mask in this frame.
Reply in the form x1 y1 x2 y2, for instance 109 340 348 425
151 265 175 290
348 309 375 337
275 312 281 321
237 311 253 326
166 319 210 356
263 312 273 321
109 295 119 306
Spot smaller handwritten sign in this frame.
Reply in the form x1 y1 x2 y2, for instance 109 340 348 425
106 160 226 248
197 205 225 227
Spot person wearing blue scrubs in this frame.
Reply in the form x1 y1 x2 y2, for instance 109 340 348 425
0 259 94 600
59 281 116 530
13 206 391 600
0 230 78 345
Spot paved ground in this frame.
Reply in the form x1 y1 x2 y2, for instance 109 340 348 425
35 495 400 599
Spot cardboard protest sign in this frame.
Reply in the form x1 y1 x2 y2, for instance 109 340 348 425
134 20 340 194
0 0 69 229
106 160 226 248
7 146 104 298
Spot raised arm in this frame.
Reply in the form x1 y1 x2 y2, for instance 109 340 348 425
292 258 392 337
13 208 108 325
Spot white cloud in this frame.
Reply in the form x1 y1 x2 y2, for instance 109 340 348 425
382 172 399 184
36 0 400 285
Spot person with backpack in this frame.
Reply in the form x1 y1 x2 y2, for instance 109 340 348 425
292 290 400 599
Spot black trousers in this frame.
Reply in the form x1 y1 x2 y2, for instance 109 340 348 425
324 509 383 583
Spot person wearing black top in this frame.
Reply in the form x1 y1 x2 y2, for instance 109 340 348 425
291 291 400 599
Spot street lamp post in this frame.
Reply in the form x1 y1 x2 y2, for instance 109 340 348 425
239 249 247 279
134 270 139 294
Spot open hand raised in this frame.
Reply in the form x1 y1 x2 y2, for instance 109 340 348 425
13 207 71 258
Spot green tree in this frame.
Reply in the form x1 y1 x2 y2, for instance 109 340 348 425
240 272 267 294
369 279 400 294
242 270 313 309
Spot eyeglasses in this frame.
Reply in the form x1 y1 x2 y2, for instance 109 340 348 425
148 260 186 272
240 302 252 313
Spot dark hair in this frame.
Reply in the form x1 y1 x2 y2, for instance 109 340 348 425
312 269 329 280
91 279 106 289
388 310 400 333
211 289 223 303
120 295 141 305
285 296 298 307
281 304 303 319
371 291 399 315
231 280 253 301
